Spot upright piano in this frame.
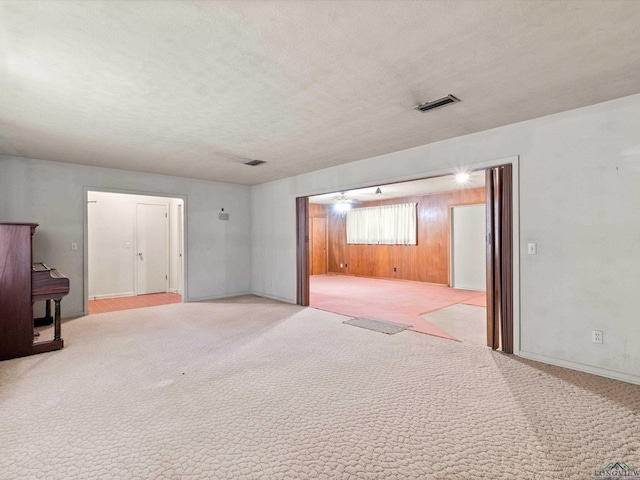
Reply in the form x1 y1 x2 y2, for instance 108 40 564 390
0 223 70 361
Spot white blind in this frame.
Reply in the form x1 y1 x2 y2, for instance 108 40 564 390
346 203 417 245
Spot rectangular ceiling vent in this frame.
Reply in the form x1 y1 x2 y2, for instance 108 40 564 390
244 159 267 166
414 94 460 112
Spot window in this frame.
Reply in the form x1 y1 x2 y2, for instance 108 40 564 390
346 203 417 245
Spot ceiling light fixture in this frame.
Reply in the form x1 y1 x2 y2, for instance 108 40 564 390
334 192 353 212
414 94 460 112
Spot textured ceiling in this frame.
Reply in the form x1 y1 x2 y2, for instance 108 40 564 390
2 1 640 186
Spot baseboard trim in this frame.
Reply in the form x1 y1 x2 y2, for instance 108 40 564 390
250 292 296 304
186 291 254 302
89 292 135 300
519 350 640 386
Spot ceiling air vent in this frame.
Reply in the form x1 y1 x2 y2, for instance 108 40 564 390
245 160 266 166
413 94 460 112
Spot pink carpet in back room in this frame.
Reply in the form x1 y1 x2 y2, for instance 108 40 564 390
310 274 486 341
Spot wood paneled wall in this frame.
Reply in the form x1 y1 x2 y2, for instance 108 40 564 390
309 204 329 218
308 204 330 275
325 187 485 285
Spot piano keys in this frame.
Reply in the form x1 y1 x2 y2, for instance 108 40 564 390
0 223 70 361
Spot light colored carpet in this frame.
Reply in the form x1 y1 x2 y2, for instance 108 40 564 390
461 292 487 307
422 303 487 346
1 295 639 479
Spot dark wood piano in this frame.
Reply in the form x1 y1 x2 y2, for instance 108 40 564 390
0 223 70 361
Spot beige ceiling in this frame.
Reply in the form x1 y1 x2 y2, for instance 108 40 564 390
2 1 640 186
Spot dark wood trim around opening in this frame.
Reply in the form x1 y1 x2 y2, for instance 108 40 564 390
499 164 514 353
485 164 514 353
296 196 310 306
486 170 499 350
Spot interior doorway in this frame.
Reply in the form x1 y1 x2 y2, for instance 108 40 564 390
86 190 185 314
296 163 516 352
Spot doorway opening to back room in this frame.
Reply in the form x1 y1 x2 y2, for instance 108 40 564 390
299 165 514 351
304 172 488 346
87 191 185 314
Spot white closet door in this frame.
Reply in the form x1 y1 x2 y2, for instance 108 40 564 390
451 204 486 291
136 203 168 295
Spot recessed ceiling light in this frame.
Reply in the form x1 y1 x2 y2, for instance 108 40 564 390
245 160 266 166
414 94 460 112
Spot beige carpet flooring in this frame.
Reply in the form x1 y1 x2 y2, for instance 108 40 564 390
1 296 639 479
422 304 488 346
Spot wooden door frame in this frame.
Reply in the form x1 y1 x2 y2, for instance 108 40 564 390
295 156 519 353
485 164 514 353
296 197 310 305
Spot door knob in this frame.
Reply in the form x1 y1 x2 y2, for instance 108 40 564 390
138 252 144 260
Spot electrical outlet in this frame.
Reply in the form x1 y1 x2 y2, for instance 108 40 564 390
592 330 603 344
344 264 347 268
393 267 397 272
527 243 537 255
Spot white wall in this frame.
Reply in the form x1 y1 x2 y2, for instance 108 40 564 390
0 157 252 316
87 191 183 299
251 93 640 384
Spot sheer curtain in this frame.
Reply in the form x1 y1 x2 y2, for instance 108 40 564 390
346 203 417 245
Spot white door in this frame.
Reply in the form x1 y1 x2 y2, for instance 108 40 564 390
451 204 486 291
136 203 168 295
177 203 184 295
